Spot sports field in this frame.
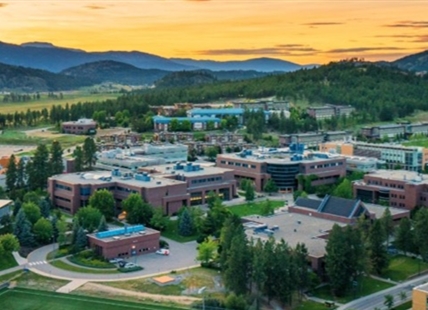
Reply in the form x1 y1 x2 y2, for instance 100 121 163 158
0 288 187 310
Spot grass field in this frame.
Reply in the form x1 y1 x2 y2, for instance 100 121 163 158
0 253 18 271
311 276 394 304
393 301 412 310
0 91 120 114
161 220 198 243
402 139 428 148
102 267 218 296
0 129 86 148
50 260 119 274
15 271 70 291
228 200 285 217
381 255 428 282
0 288 188 310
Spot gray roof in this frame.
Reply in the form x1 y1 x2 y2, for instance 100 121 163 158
321 196 360 217
295 197 321 210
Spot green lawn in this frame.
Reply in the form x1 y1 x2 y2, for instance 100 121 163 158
0 288 187 310
311 277 394 304
0 271 23 283
294 300 330 310
381 255 428 282
161 220 198 243
50 260 119 274
15 271 70 291
228 200 284 217
403 139 428 148
0 253 18 271
0 129 85 148
393 301 412 310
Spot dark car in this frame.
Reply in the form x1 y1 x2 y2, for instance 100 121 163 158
118 261 129 268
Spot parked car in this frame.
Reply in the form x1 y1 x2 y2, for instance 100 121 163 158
156 249 170 256
109 258 125 264
124 262 138 268
118 260 129 268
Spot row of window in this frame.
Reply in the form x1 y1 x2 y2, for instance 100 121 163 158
220 160 257 169
54 196 71 202
390 202 406 208
367 181 405 189
390 194 405 199
309 162 343 169
55 184 72 191
191 177 222 184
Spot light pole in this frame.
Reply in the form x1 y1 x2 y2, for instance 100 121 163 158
132 245 136 264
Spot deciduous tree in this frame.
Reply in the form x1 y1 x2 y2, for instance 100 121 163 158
22 202 41 225
76 206 102 233
197 236 217 264
88 189 115 220
33 218 53 244
122 193 153 225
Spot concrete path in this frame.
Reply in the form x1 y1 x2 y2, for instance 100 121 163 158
370 274 399 285
26 238 199 282
12 251 28 265
56 279 88 293
306 296 343 306
0 266 24 278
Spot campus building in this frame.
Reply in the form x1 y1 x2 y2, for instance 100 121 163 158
353 169 428 210
280 131 351 148
48 163 236 215
361 122 428 139
153 116 221 132
243 197 408 273
306 105 354 120
187 108 271 125
216 150 346 192
412 282 428 310
87 225 160 259
0 200 12 220
62 118 97 135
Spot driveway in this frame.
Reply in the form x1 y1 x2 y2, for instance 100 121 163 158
26 238 198 282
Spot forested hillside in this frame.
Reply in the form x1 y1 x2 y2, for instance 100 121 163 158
154 70 218 88
131 60 428 122
0 62 94 91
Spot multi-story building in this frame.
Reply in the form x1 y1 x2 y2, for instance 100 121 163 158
353 142 423 171
319 142 354 156
307 105 355 120
48 163 236 215
353 169 428 210
216 151 346 192
405 122 428 136
412 282 428 310
62 118 97 135
187 108 271 125
361 124 406 139
153 116 221 132
279 132 325 148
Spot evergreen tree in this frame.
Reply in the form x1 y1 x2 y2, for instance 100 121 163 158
178 208 194 236
71 218 80 245
294 243 309 300
72 146 84 172
245 182 255 202
395 217 414 255
414 208 428 261
12 198 22 217
88 189 115 220
97 215 108 232
381 207 394 247
16 159 26 189
39 198 50 218
51 215 59 242
83 137 97 169
57 220 68 246
263 179 278 194
74 227 88 252
5 154 17 191
219 215 243 271
206 191 218 209
27 144 50 190
332 178 353 199
224 231 251 295
368 220 389 274
50 140 64 175
13 209 34 247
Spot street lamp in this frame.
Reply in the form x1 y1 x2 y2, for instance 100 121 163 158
131 245 136 264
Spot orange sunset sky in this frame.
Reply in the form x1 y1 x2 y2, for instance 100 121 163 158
1 0 427 64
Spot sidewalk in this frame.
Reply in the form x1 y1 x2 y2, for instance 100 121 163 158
370 274 399 285
12 251 27 265
56 279 87 293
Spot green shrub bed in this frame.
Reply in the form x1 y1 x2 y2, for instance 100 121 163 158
118 266 144 273
68 250 116 269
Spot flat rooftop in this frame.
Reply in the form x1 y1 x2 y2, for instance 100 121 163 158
219 152 344 164
88 226 159 243
364 203 410 219
243 211 346 258
361 169 428 185
415 282 428 293
0 199 12 209
50 171 185 188
147 163 235 177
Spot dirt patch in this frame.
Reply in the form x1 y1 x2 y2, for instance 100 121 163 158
96 127 128 137
0 145 36 157
78 282 201 305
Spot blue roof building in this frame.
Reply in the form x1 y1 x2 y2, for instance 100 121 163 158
153 116 221 131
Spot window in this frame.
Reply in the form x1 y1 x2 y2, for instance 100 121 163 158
55 184 72 191
80 187 91 196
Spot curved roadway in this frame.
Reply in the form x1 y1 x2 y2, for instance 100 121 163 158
26 239 198 282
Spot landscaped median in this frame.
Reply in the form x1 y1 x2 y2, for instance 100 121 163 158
227 200 284 217
50 260 119 274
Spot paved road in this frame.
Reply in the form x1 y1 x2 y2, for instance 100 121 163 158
338 274 428 310
27 238 198 282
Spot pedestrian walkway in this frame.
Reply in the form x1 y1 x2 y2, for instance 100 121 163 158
306 296 343 306
56 279 87 293
28 260 48 267
370 274 399 285
12 251 27 265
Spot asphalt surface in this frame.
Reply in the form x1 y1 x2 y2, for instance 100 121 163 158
338 274 428 310
26 238 198 282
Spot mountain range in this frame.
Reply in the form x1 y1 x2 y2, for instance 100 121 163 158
0 41 306 73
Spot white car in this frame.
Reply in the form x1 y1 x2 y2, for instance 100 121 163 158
156 249 170 256
109 258 124 264
124 262 138 268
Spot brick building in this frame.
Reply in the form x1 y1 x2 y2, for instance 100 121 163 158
216 151 346 192
62 118 97 135
87 225 160 259
353 169 428 210
48 163 236 215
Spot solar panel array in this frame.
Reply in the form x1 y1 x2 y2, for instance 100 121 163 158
95 224 145 239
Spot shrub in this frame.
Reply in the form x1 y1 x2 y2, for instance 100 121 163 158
118 266 143 273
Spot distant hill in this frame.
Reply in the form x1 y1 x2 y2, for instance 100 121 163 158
0 41 194 72
0 62 93 92
61 60 169 85
155 70 218 88
170 57 304 72
392 50 428 73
